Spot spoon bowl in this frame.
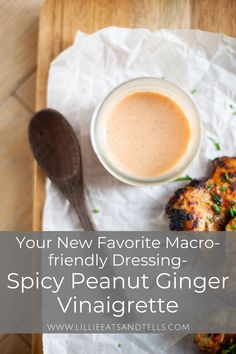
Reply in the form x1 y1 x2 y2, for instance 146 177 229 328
29 108 81 181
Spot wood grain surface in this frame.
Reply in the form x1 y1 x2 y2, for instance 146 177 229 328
0 0 42 105
34 0 236 352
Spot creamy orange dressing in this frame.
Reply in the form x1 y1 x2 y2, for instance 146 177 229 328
104 92 191 178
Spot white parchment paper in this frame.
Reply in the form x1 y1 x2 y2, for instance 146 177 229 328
43 28 236 353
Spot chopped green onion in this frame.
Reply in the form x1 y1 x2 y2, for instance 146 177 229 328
231 201 236 205
174 175 193 182
207 184 213 190
229 207 235 218
208 137 221 151
207 217 214 223
118 343 122 348
191 88 197 95
231 225 236 231
213 204 220 214
211 193 221 204
225 172 231 182
223 343 236 353
92 208 100 214
221 184 227 192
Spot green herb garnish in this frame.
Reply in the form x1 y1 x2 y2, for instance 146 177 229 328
118 343 122 348
207 184 213 190
213 204 220 214
231 201 236 205
233 112 236 115
225 172 231 182
224 343 236 353
174 175 193 182
191 88 197 95
229 207 235 218
229 207 236 217
207 217 214 223
230 104 234 109
231 225 236 231
221 184 227 192
92 208 100 214
208 137 221 151
212 193 222 204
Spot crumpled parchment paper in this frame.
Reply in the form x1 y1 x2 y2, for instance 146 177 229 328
43 28 236 354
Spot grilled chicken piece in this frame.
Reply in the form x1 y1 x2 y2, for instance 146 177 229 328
194 333 236 353
166 157 236 231
226 217 236 231
166 157 236 353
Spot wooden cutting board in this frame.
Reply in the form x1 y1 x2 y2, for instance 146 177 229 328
33 0 236 352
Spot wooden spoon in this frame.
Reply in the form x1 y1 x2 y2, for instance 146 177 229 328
28 108 95 231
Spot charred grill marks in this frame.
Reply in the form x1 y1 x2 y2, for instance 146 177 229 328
166 157 236 232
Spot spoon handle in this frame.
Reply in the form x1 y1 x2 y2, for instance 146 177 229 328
71 196 95 231
58 178 95 231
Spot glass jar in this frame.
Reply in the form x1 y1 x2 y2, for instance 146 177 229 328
91 77 201 186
